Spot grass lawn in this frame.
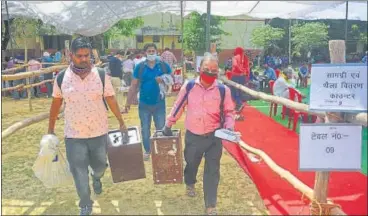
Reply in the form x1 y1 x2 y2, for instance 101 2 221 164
1 96 267 215
247 85 367 175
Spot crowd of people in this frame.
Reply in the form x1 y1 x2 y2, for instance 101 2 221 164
47 37 229 215
2 50 66 99
223 47 309 120
4 35 367 216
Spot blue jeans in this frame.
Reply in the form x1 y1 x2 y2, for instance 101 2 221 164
230 75 246 108
45 82 53 97
138 100 166 153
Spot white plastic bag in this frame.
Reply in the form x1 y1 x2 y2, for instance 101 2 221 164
32 134 73 188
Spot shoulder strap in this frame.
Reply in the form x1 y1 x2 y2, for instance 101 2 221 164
160 61 167 74
138 62 145 81
96 67 109 111
172 79 195 117
218 83 226 128
56 69 67 91
97 68 105 93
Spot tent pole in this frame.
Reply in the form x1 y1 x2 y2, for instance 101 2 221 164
205 1 211 53
345 1 348 55
5 1 14 56
180 0 186 77
288 19 292 65
180 1 184 63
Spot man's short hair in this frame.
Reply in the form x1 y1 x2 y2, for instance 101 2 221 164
200 52 218 67
117 50 125 56
164 47 170 51
144 43 157 51
284 67 294 75
70 37 92 53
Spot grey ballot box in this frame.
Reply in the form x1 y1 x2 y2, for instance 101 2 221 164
107 126 146 183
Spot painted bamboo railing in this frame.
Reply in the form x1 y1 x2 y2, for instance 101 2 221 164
238 140 345 215
2 63 68 74
1 65 68 81
219 77 367 127
1 79 54 92
1 106 65 139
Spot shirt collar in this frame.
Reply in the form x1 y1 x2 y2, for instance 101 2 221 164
143 59 161 66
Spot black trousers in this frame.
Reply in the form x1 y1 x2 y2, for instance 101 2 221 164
184 130 223 208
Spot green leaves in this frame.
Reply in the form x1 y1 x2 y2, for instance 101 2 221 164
11 17 57 38
250 25 285 56
291 22 329 57
183 12 229 54
351 24 367 44
103 17 144 41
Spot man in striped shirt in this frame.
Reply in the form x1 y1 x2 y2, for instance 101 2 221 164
160 47 177 69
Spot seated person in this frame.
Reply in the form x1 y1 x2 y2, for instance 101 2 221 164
362 51 367 63
273 67 298 99
248 62 260 91
263 63 276 80
274 67 302 116
249 71 261 91
298 63 309 88
258 63 276 92
224 57 232 71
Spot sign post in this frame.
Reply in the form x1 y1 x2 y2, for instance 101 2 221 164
303 40 365 215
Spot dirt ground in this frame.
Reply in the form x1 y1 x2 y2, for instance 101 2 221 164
1 96 267 215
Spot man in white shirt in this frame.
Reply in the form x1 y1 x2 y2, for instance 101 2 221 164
122 54 135 86
273 67 297 99
133 50 146 67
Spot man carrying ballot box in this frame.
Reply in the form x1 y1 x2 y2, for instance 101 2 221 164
162 53 235 215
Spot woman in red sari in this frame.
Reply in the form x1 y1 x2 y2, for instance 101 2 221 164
231 47 250 120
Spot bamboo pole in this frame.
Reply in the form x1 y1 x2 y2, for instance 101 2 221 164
237 140 346 215
2 65 67 81
2 79 54 92
1 63 68 74
220 77 325 117
26 77 32 111
2 84 25 92
1 106 64 140
219 77 367 127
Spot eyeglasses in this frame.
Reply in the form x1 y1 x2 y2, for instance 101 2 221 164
202 68 219 74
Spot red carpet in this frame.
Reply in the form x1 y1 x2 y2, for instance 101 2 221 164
223 104 367 215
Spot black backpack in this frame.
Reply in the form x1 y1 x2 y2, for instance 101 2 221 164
56 68 109 110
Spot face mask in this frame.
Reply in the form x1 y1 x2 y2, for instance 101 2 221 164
200 71 217 85
71 62 92 75
147 54 157 62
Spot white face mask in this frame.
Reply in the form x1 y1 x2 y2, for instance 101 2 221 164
147 53 157 62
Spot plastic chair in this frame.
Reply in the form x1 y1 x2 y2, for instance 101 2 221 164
268 80 278 117
275 69 281 78
269 80 288 118
287 87 317 131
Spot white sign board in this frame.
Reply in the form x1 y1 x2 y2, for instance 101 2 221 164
299 124 362 171
196 56 204 73
309 63 367 112
64 40 70 50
